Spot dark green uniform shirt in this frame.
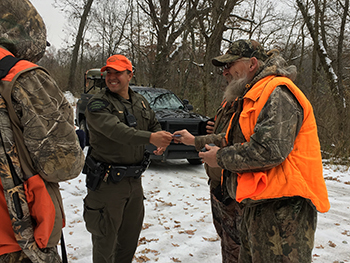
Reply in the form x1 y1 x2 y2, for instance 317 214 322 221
86 88 161 165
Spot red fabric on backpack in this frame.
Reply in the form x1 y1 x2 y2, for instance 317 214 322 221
24 174 56 249
0 181 22 255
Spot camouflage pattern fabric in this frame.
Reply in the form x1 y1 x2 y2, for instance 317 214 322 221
0 0 47 63
9 68 85 183
194 132 226 152
0 250 31 263
238 197 317 263
194 99 246 263
211 191 243 263
212 39 268 67
215 54 303 180
0 0 83 260
0 53 84 263
0 248 61 263
0 96 61 263
207 47 315 262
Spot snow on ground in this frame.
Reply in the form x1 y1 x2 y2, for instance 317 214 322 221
59 152 350 263
61 92 350 262
60 151 221 263
312 165 350 263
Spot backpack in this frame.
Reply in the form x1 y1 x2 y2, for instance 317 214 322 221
0 55 67 263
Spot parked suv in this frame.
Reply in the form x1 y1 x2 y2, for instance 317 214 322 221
76 68 209 165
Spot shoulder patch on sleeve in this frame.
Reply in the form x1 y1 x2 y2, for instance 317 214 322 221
87 99 110 112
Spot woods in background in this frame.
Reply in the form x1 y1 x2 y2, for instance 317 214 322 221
39 0 350 161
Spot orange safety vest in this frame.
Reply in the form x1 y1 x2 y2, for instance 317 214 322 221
0 48 58 255
225 75 330 213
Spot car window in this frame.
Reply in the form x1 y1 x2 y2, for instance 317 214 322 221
85 78 106 94
136 90 184 110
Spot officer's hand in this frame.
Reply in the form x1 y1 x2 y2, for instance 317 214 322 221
198 144 220 167
150 131 173 148
206 121 215 134
154 147 165 155
173 129 195 146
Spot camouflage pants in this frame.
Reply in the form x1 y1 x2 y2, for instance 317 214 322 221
238 197 317 263
0 250 32 263
211 189 244 263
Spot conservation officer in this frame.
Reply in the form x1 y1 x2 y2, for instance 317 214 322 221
83 54 173 263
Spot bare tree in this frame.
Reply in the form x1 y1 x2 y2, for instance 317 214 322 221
91 0 131 62
137 0 200 88
192 0 243 115
296 0 350 154
47 0 350 159
64 0 94 89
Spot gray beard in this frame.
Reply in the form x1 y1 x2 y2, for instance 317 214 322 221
223 76 249 102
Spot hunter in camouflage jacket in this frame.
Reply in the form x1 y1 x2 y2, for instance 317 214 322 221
0 0 85 262
193 51 303 202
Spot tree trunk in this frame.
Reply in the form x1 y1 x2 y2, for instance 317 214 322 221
67 0 94 89
296 0 348 150
198 0 241 115
311 0 319 90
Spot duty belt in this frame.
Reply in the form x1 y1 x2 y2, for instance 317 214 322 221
103 164 144 183
103 151 151 183
84 151 151 190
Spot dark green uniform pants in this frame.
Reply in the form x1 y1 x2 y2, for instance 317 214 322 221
84 177 144 263
238 197 317 263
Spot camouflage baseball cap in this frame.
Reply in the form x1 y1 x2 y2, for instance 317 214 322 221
212 39 268 67
0 0 47 62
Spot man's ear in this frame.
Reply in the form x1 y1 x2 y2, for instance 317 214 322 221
128 71 134 81
249 57 259 72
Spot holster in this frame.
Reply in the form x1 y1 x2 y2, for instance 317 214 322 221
83 155 106 191
84 151 151 189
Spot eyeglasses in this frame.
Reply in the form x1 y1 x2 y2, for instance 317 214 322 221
216 62 234 75
223 62 234 70
222 58 250 71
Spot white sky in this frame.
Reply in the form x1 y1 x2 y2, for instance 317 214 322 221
31 0 66 48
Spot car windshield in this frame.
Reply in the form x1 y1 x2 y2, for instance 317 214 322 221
136 90 184 110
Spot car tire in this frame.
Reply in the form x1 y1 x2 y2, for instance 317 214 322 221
79 119 90 146
187 159 203 165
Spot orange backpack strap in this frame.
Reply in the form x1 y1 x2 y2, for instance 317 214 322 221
0 55 39 177
0 55 62 262
0 55 20 79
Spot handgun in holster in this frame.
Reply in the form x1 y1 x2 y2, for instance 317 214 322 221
83 155 106 191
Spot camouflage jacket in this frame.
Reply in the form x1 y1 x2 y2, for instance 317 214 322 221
215 54 304 175
195 100 236 190
194 54 304 201
0 48 84 261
